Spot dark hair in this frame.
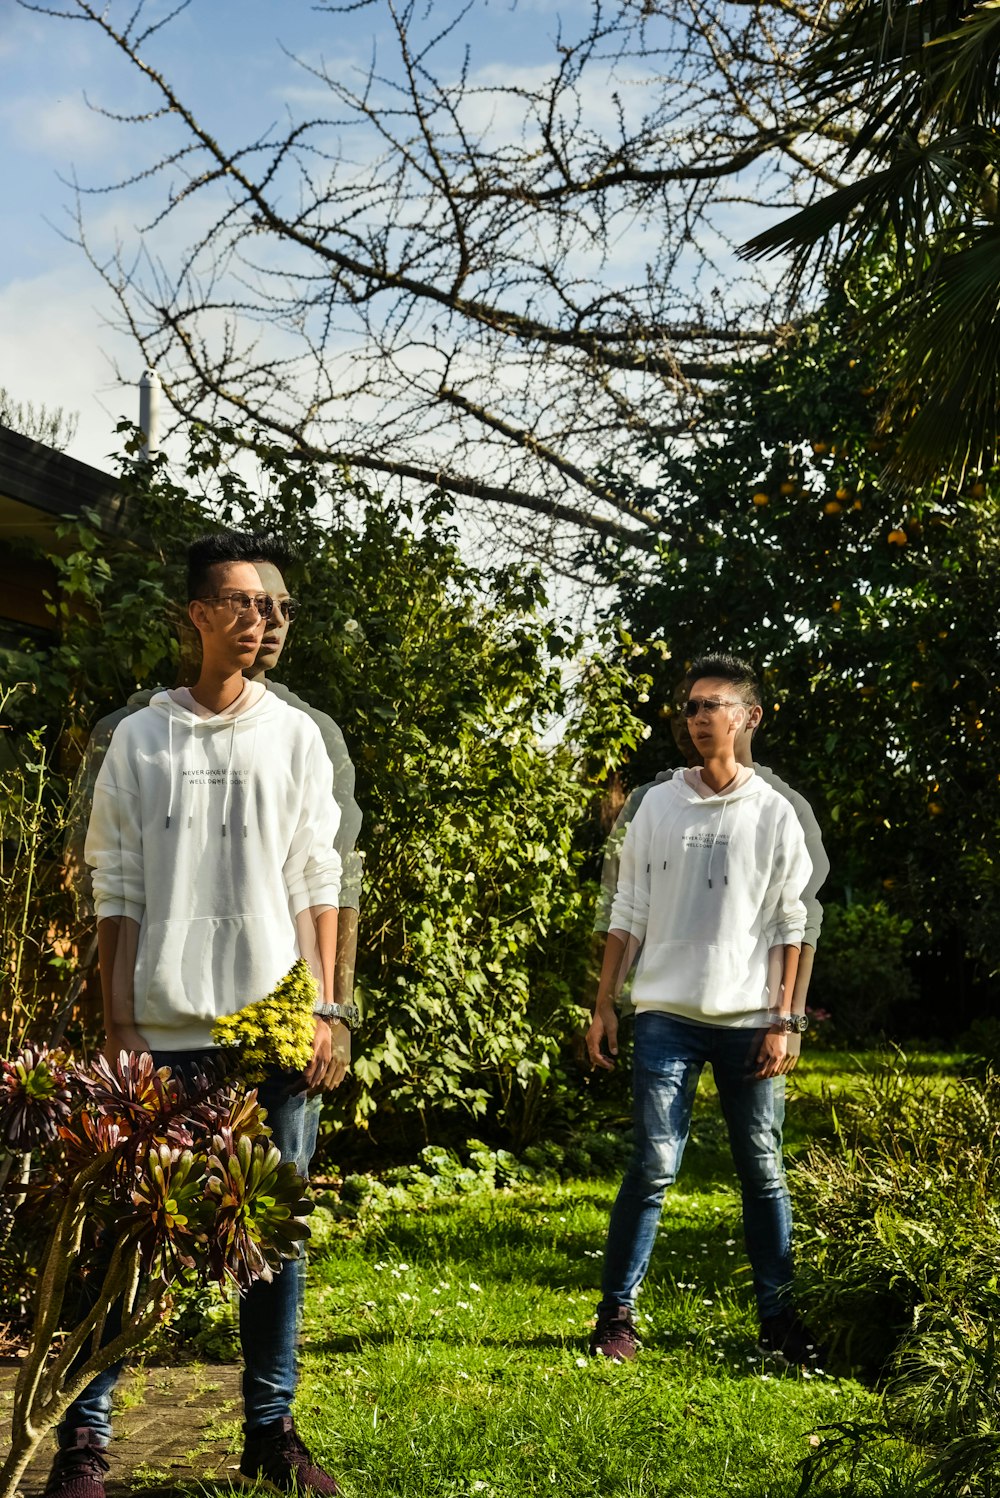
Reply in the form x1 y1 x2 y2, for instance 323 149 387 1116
685 653 762 708
186 530 298 601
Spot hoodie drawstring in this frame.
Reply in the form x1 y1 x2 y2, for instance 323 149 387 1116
163 705 259 839
708 799 729 889
221 720 238 836
165 712 175 829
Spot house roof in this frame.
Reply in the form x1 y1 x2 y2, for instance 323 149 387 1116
0 423 123 541
0 424 125 636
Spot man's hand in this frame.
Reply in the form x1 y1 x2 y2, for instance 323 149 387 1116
305 1018 351 1096
586 1002 619 1071
754 1027 800 1078
103 1024 149 1066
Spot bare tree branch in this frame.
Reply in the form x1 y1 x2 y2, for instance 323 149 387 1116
22 0 863 555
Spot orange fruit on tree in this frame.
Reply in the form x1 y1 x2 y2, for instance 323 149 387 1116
824 500 842 515
779 480 796 495
753 492 769 506
887 528 907 545
835 486 850 500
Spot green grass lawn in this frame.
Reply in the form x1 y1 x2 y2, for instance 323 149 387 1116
286 1064 929 1498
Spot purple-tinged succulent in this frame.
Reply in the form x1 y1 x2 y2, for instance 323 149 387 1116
127 1143 213 1282
2 1033 312 1498
206 1134 311 1290
0 1046 73 1149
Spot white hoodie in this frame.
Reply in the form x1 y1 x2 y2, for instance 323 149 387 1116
85 688 342 1050
608 769 811 1027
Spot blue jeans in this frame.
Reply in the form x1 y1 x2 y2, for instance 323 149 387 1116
599 1010 793 1321
57 1052 321 1445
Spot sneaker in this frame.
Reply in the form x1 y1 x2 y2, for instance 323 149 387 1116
589 1305 640 1362
43 1429 109 1498
239 1417 340 1495
757 1308 828 1372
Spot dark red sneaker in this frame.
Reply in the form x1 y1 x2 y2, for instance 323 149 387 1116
43 1429 109 1498
757 1308 828 1372
239 1417 339 1495
589 1304 640 1361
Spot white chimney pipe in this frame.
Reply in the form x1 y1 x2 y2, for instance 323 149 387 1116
139 369 161 460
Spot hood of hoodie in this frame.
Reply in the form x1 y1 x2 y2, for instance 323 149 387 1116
664 765 762 806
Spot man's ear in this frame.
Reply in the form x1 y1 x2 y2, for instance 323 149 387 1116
188 598 208 633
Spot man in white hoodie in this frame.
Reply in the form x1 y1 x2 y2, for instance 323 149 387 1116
47 534 347 1498
586 655 821 1368
592 672 830 1048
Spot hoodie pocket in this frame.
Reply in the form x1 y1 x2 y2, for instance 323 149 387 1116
134 913 298 1026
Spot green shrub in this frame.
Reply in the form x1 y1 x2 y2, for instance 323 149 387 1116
4 427 647 1151
792 1058 1000 1493
792 1059 1000 1374
807 901 916 1042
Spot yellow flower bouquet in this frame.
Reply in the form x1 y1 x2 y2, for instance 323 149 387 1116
212 959 318 1081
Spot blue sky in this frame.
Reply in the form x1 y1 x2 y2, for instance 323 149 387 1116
1 0 578 471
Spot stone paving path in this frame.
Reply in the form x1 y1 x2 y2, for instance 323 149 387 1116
0 1360 243 1495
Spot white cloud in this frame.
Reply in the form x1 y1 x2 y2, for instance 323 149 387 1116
0 92 120 162
0 264 151 471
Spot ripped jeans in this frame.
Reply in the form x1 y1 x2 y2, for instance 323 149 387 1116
598 1010 793 1320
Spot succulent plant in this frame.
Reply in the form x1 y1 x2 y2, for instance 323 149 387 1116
0 1040 310 1498
206 1133 312 1289
0 1045 73 1148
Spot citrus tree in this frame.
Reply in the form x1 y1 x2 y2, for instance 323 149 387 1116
604 275 1000 974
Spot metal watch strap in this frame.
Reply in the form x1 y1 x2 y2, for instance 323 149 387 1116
772 1013 809 1035
313 1001 361 1029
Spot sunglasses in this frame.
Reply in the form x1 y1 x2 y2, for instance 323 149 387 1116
199 593 300 622
682 698 747 718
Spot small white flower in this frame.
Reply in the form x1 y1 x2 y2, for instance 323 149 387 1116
637 692 649 703
469 1282 482 1292
641 725 652 739
457 1371 471 1380
457 1301 472 1310
344 618 359 633
398 1292 412 1302
575 1357 587 1367
398 1263 410 1270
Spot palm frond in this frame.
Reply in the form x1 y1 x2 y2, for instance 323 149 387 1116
882 227 1000 484
799 0 999 147
741 135 989 270
925 0 1000 116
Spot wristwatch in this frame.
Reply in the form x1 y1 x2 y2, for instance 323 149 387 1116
313 1001 361 1030
771 1013 809 1035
